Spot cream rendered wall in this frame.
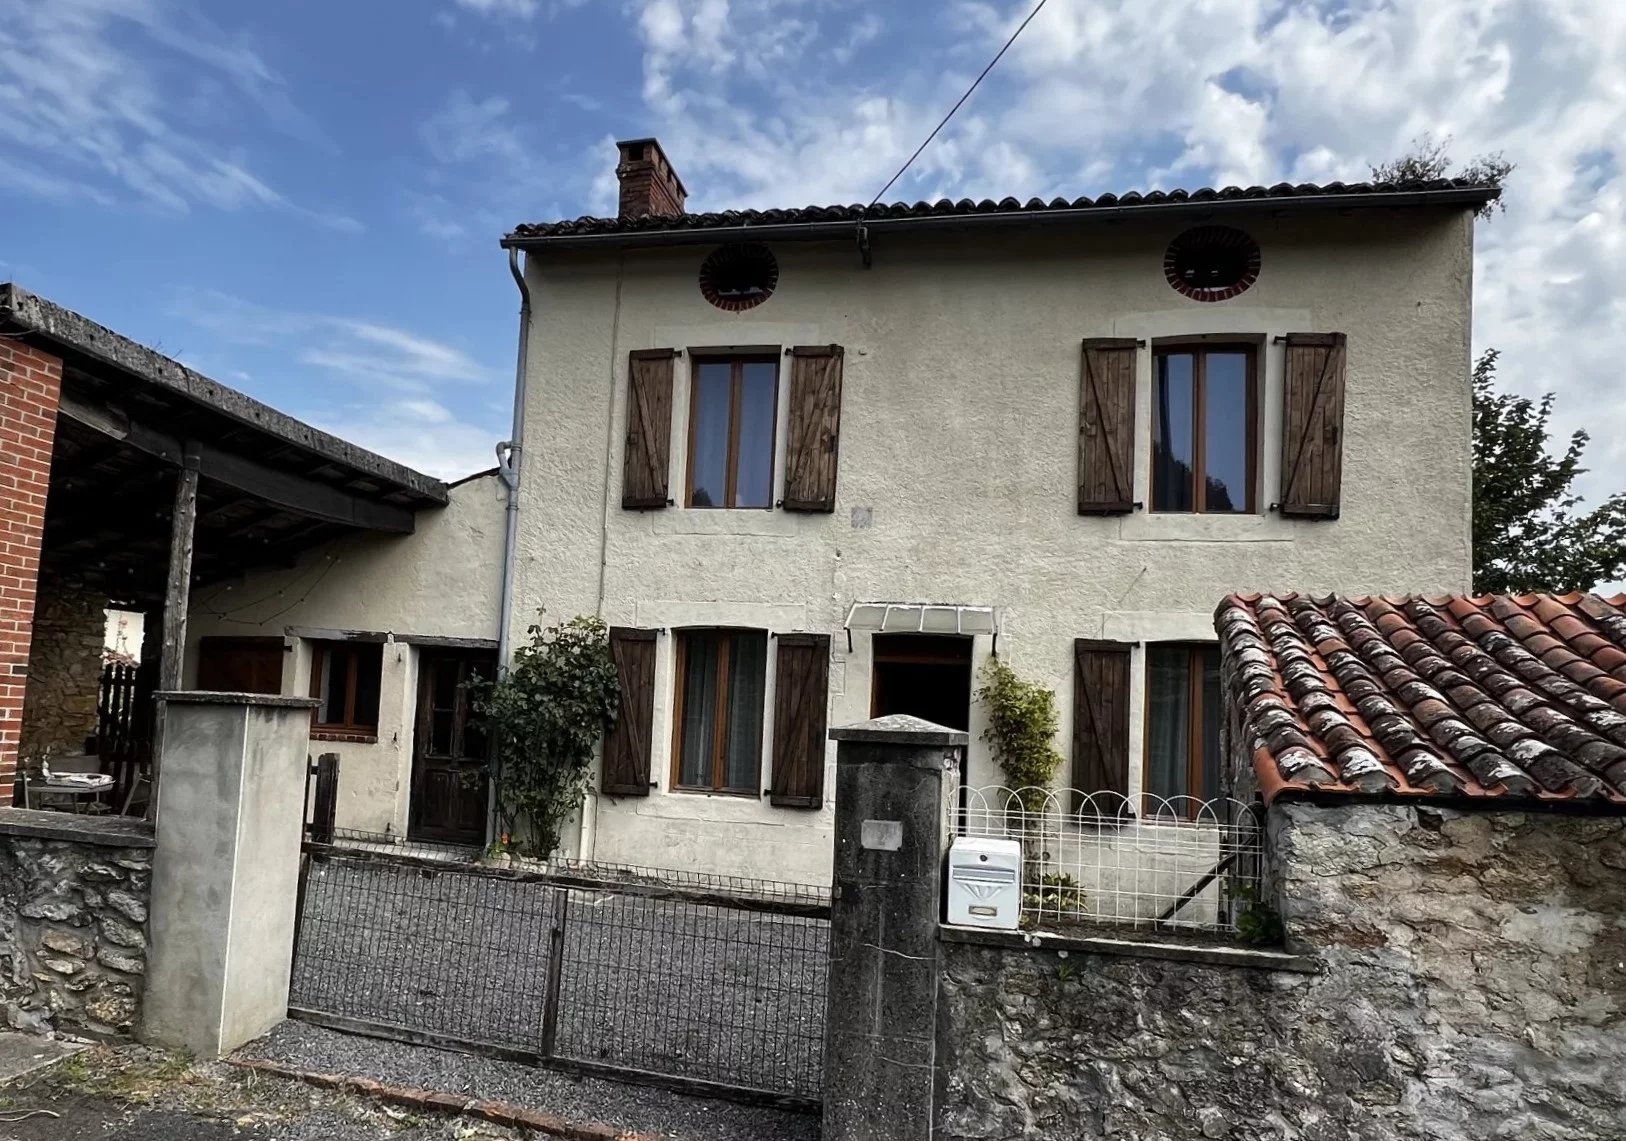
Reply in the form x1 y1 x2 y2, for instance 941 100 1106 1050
515 209 1476 884
184 472 506 836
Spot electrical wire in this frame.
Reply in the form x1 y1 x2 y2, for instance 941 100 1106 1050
866 0 1052 209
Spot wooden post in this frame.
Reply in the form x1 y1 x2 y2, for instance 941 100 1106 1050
149 443 201 819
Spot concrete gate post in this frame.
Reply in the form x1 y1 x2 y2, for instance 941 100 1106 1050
142 692 319 1057
823 714 966 1141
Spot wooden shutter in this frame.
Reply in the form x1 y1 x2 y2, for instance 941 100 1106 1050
1078 338 1138 514
1073 640 1131 808
782 346 844 512
602 627 657 795
769 633 830 807
622 350 676 509
1279 333 1347 519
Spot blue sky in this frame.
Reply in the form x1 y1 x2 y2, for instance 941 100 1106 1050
3 0 1625 499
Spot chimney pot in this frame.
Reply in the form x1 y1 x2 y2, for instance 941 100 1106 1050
616 137 688 220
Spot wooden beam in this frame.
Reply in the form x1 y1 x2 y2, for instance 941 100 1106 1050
151 444 200 821
58 394 418 533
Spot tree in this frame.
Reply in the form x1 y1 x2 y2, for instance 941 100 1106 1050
475 614 620 856
1370 133 1513 218
1472 350 1626 594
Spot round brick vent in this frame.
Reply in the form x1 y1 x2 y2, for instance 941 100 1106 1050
1164 226 1260 302
699 243 779 312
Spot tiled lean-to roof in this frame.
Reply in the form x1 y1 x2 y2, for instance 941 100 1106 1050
504 178 1500 245
1216 593 1626 807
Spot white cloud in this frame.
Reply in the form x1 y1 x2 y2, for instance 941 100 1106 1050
0 0 343 223
170 289 492 391
310 398 502 482
452 0 541 18
421 91 524 165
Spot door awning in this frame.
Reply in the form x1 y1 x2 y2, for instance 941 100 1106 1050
844 602 998 636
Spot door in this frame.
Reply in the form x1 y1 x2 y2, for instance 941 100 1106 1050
409 649 495 845
196 636 285 694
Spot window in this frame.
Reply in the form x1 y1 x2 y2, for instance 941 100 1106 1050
1163 225 1262 302
1152 345 1257 513
673 630 767 794
309 641 382 735
698 243 780 312
1145 644 1221 808
687 357 778 508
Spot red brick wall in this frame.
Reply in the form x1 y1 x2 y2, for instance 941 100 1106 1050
0 337 62 800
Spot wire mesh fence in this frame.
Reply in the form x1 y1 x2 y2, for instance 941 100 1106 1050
958 787 1265 935
290 842 829 1106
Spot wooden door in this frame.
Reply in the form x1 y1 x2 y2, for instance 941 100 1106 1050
409 649 495 845
196 637 286 694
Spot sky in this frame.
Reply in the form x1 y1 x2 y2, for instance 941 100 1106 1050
2 0 1624 506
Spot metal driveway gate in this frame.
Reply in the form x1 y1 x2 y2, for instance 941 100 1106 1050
288 839 830 1109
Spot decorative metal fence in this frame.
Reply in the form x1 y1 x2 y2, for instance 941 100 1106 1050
289 839 830 1109
959 787 1265 935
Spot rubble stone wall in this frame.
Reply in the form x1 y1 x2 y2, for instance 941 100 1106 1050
0 810 153 1038
937 803 1626 1141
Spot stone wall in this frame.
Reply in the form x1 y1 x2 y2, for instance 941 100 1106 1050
19 579 108 760
937 802 1626 1141
0 810 153 1038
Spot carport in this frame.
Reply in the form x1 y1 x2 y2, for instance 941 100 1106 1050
0 284 447 811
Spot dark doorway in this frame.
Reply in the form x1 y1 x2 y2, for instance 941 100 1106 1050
870 634 973 731
409 648 495 845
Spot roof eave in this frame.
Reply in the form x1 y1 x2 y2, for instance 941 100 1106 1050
501 186 1501 251
0 283 449 507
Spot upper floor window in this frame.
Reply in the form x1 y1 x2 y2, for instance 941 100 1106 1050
310 641 382 735
673 629 767 794
1145 644 1221 811
1152 345 1257 513
688 357 778 509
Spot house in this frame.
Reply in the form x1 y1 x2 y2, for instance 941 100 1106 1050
492 138 1497 882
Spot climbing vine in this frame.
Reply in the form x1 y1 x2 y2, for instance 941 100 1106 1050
474 614 619 857
975 657 1063 806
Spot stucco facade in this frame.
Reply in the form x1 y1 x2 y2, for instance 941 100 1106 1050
513 207 1477 883
183 471 505 837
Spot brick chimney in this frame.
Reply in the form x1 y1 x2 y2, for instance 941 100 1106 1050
615 138 688 219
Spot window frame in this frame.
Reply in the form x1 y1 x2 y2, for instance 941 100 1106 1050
669 628 768 796
685 354 781 510
1141 642 1221 814
1150 341 1260 515
308 641 382 736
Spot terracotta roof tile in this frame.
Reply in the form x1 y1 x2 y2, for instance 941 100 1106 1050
1218 592 1626 807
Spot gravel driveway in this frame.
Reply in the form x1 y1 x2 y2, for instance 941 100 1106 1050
291 853 828 1100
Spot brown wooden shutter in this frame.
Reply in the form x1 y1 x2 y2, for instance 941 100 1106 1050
782 346 844 512
602 627 657 795
1073 639 1131 808
1078 338 1138 514
769 633 830 807
622 350 676 509
1279 333 1347 519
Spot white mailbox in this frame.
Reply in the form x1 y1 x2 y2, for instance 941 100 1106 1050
947 836 1022 930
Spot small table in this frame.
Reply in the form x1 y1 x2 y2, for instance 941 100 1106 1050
31 774 115 813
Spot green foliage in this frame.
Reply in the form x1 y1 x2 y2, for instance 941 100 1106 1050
1472 350 1626 593
1369 133 1513 218
474 614 620 857
975 657 1063 808
1231 883 1284 946
1024 872 1087 915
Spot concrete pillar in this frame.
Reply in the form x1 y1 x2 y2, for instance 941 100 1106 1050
823 714 966 1141
142 691 318 1057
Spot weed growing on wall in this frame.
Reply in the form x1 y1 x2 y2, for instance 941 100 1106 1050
475 614 619 857
975 657 1063 807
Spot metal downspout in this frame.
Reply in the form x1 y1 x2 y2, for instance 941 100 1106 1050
498 248 529 670
491 248 529 847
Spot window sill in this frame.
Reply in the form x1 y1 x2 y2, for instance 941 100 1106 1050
668 785 761 800
311 729 378 745
1116 511 1296 544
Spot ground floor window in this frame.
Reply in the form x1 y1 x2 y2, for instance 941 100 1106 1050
1144 643 1221 807
673 629 767 793
310 640 382 735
